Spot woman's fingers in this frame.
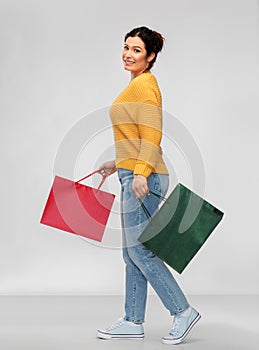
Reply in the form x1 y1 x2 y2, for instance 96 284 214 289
134 188 149 199
100 169 107 176
98 161 116 177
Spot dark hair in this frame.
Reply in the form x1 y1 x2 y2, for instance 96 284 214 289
124 26 165 69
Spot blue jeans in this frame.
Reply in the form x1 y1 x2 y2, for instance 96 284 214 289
117 168 189 323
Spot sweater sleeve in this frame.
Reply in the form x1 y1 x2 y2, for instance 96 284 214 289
133 102 163 177
129 76 163 177
110 73 167 177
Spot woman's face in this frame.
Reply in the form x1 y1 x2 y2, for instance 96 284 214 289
122 36 154 78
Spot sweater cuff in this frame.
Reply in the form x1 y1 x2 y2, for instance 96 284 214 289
134 163 153 178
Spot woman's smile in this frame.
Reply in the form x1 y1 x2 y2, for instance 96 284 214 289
124 60 135 65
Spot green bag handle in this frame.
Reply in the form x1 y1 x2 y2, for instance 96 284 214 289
138 190 166 221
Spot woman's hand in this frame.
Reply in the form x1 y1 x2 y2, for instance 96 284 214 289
132 174 150 199
98 160 117 177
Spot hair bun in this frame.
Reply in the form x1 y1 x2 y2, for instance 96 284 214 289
152 30 165 53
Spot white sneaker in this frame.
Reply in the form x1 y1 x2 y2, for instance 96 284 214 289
97 317 144 340
162 307 201 345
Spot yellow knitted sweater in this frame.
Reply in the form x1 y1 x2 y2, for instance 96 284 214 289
110 72 169 178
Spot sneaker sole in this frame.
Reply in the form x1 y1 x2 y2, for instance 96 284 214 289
162 313 201 345
96 330 144 340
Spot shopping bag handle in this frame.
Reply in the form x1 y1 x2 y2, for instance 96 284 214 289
148 190 167 201
138 190 167 221
76 170 107 190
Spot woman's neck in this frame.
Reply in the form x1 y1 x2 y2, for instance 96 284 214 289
131 70 150 80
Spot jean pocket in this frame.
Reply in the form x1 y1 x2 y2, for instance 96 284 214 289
153 175 162 194
149 174 169 200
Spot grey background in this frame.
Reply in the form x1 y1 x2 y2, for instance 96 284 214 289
0 0 258 295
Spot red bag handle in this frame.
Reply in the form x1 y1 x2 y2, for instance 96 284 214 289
76 170 107 190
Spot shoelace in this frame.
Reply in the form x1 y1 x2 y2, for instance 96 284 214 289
106 318 124 331
170 316 182 336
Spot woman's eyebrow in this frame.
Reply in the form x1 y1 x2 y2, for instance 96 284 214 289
124 44 143 50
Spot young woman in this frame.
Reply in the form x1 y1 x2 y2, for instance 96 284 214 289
96 26 200 345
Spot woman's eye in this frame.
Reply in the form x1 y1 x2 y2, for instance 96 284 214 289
123 46 141 53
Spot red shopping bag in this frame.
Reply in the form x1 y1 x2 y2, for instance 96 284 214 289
40 171 115 241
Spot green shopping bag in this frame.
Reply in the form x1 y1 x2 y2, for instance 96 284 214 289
138 183 224 274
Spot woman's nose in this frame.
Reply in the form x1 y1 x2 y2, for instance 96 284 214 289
124 50 132 58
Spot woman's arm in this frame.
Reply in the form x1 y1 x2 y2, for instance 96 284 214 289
135 103 163 176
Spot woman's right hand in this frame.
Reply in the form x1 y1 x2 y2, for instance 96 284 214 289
98 160 117 177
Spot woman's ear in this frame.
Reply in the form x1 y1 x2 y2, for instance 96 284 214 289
147 52 156 63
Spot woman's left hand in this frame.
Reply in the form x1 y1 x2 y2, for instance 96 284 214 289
132 175 150 199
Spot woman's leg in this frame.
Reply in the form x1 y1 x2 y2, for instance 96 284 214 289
122 245 148 323
126 243 189 315
119 169 189 316
120 170 148 323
